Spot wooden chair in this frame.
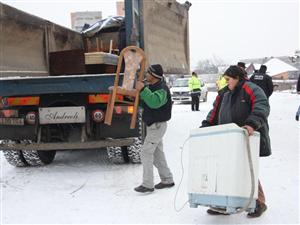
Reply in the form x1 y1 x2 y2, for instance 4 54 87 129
104 46 146 129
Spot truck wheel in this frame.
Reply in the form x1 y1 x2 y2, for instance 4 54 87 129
106 146 129 164
3 150 28 167
22 150 56 166
127 138 142 163
127 110 144 163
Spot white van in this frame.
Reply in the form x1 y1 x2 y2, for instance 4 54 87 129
170 78 208 103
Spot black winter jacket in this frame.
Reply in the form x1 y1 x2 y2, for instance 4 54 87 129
297 74 300 92
250 72 273 98
201 80 271 157
140 80 172 126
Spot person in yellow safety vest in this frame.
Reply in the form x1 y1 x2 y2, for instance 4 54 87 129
189 72 201 111
216 74 228 91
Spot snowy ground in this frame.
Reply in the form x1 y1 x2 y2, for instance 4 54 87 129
0 92 299 224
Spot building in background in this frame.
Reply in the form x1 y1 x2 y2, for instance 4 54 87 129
116 1 125 16
242 54 299 91
241 50 300 79
71 11 102 32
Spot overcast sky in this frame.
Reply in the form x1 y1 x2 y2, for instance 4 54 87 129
1 0 299 68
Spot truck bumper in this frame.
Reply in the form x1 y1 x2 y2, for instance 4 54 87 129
0 125 36 140
172 96 191 103
0 138 135 151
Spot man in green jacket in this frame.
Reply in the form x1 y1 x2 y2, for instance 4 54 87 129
189 72 201 111
134 64 174 193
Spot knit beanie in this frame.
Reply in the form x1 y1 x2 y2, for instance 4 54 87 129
224 65 245 80
147 64 164 79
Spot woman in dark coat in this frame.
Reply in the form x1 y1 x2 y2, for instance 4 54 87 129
296 74 300 121
201 65 271 218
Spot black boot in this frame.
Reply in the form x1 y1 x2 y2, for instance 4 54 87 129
247 202 267 218
154 182 175 189
134 185 154 193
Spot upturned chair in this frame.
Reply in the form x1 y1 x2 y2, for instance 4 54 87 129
104 46 146 129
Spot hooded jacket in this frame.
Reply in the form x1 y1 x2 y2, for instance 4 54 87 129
250 71 273 98
201 80 271 157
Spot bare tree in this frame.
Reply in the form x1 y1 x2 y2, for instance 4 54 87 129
211 54 225 67
194 55 226 74
195 59 217 74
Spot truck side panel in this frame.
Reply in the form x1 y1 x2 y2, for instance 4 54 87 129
143 1 190 74
0 3 83 77
0 74 120 97
125 0 190 75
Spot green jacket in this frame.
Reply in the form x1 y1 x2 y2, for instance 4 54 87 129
140 80 172 126
188 76 201 92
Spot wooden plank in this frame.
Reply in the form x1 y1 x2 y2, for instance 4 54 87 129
84 52 119 65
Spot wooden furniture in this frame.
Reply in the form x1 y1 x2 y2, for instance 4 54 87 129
104 46 146 129
84 52 119 65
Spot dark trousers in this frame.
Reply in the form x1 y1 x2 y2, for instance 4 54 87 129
191 94 200 111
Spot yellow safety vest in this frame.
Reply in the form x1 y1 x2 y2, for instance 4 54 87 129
216 75 227 90
189 76 201 92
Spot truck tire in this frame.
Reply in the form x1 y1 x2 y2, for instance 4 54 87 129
127 138 142 163
127 111 144 163
22 150 56 166
3 150 28 167
106 146 129 164
21 126 57 166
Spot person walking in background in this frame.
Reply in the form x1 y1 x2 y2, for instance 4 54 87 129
237 61 248 79
250 65 274 98
237 61 246 70
297 74 300 93
216 62 247 92
134 64 174 193
296 74 300 121
216 74 228 91
189 72 201 111
201 65 271 218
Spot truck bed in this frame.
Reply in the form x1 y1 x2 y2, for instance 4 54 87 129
1 1 190 78
0 74 123 97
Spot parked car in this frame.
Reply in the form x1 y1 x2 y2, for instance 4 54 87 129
170 78 208 103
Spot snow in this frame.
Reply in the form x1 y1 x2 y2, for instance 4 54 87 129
1 92 299 224
246 63 262 70
264 58 298 76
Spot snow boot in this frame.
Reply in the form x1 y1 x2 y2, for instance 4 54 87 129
247 202 267 218
154 182 175 189
134 185 154 193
